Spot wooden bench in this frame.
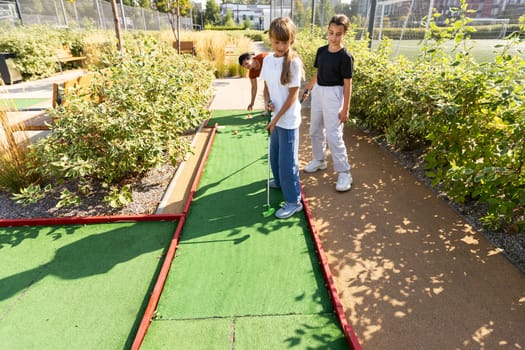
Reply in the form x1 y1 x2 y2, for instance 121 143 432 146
173 41 196 55
5 74 88 131
54 47 86 72
52 69 110 109
6 70 106 133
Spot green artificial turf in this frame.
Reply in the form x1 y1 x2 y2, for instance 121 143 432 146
0 220 177 349
143 314 347 350
142 110 347 349
140 318 233 349
0 98 48 111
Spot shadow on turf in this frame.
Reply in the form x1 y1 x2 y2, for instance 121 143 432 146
182 179 303 242
209 110 267 128
0 224 170 303
0 225 80 249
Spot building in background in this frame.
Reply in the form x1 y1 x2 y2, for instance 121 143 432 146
220 3 273 30
428 0 524 20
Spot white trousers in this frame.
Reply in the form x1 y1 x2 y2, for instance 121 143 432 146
309 83 351 173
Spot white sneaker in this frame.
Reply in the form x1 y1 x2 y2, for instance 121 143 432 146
268 179 280 188
336 172 352 192
304 159 327 173
275 202 303 219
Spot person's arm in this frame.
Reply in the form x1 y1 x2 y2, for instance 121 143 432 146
300 70 317 102
263 82 271 114
338 77 352 124
248 77 257 110
265 86 299 133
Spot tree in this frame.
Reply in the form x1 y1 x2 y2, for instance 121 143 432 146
316 0 334 27
192 3 205 29
109 0 124 53
223 9 235 26
293 0 307 28
155 0 191 15
138 0 150 10
204 0 220 26
334 1 353 20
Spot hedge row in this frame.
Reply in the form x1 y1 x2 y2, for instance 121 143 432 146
296 19 524 232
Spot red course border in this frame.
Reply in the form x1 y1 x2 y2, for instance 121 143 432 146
131 123 218 349
301 191 362 350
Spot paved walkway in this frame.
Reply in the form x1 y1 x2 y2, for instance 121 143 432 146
0 69 85 100
1 69 85 143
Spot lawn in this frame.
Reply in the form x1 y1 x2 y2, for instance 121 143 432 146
372 39 525 62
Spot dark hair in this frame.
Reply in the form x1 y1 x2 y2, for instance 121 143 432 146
329 14 350 33
238 52 255 66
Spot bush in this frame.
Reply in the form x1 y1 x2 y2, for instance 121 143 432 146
0 25 59 79
29 38 214 201
298 6 524 232
349 9 525 231
0 26 116 80
244 31 265 42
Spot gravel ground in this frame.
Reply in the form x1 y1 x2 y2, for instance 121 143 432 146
0 132 523 274
373 134 525 274
0 163 176 219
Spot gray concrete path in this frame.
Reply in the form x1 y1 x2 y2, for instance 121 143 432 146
0 69 85 100
1 69 86 143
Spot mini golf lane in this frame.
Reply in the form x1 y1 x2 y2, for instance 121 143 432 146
140 110 351 349
0 219 178 349
0 97 48 111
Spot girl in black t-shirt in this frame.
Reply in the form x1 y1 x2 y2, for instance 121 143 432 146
301 14 354 192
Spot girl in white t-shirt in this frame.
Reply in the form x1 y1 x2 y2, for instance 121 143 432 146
260 17 304 219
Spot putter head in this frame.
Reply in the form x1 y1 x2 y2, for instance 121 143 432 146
262 206 275 217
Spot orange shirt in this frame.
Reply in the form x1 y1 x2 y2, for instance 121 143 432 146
248 52 268 79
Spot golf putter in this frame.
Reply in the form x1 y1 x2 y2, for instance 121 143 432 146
262 110 275 217
299 88 309 104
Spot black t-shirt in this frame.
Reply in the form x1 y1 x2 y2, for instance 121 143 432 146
314 45 354 86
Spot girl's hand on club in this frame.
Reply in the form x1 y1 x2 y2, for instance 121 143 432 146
265 122 275 134
266 100 274 112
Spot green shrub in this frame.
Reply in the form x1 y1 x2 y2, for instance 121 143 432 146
244 31 265 42
348 4 525 231
30 38 214 201
295 27 325 79
0 26 58 79
0 26 94 80
312 3 525 231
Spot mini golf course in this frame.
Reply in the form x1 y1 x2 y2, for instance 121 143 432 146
0 110 359 349
0 98 48 111
0 219 178 349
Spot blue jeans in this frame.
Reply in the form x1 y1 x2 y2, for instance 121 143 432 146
270 126 301 205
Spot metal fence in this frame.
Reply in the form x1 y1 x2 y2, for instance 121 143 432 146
2 0 192 31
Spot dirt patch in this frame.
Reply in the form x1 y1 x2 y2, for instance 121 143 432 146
0 163 176 219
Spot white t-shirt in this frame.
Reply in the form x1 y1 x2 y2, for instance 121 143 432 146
260 54 302 130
